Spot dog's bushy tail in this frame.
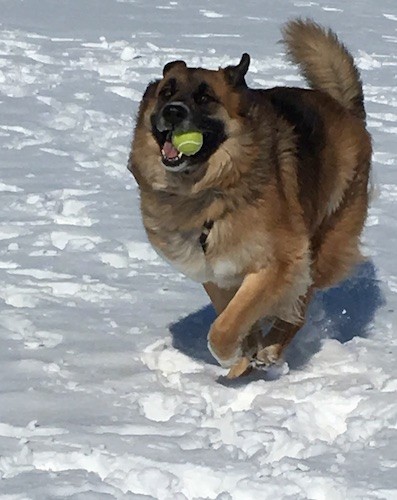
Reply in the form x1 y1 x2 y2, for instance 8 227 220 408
283 19 365 120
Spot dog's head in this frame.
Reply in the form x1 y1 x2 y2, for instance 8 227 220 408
130 54 251 184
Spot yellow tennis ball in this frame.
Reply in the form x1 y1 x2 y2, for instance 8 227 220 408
171 131 203 156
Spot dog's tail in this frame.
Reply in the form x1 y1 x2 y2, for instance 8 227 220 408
282 19 365 120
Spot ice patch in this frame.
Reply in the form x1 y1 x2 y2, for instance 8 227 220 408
1 287 40 308
120 46 138 61
106 86 142 100
50 231 104 250
0 182 23 192
8 268 74 279
125 241 161 262
200 10 226 18
0 227 23 241
357 51 382 70
141 340 204 375
139 393 184 422
383 13 397 21
99 253 129 269
0 422 67 439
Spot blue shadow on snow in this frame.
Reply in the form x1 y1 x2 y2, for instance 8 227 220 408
169 260 385 375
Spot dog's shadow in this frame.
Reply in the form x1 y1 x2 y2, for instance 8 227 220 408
169 260 385 377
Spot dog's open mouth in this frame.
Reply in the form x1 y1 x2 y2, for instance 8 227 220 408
159 131 204 171
152 114 227 173
161 133 185 168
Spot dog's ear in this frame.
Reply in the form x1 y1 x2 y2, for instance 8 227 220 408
142 80 160 100
224 53 250 87
163 60 187 77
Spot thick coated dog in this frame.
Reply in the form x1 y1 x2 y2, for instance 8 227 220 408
128 19 372 378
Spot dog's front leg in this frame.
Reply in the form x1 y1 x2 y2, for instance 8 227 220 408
204 281 262 377
203 282 238 315
207 263 305 368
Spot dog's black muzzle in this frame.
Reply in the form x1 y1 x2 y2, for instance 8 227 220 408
162 102 189 127
157 101 191 132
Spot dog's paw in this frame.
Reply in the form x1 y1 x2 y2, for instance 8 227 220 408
207 339 243 368
253 344 283 367
226 357 252 379
207 323 243 368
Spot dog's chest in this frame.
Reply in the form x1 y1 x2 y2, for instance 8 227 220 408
151 225 244 288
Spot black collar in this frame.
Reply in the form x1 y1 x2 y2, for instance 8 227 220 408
199 220 214 253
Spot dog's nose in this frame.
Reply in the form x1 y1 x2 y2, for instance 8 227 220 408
162 102 189 126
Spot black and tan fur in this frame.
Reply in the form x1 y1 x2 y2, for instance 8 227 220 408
128 19 372 378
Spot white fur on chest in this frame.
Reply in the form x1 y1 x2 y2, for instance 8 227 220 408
153 230 243 288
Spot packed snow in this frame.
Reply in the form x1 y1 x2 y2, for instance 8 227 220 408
0 0 396 498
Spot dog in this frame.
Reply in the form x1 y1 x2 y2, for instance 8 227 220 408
128 19 372 378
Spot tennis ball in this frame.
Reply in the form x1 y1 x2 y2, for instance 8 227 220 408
171 131 203 156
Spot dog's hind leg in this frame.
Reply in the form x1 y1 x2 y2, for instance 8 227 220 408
255 320 302 366
252 290 312 368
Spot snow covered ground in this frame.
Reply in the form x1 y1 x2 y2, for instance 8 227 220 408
0 0 396 498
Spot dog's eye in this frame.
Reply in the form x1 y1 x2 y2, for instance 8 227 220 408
160 87 174 100
195 93 214 105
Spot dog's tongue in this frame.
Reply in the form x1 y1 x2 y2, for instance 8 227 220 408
163 140 179 159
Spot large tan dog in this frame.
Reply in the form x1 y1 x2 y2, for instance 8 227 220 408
128 19 372 378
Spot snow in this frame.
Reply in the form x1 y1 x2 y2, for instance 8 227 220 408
0 0 396 498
